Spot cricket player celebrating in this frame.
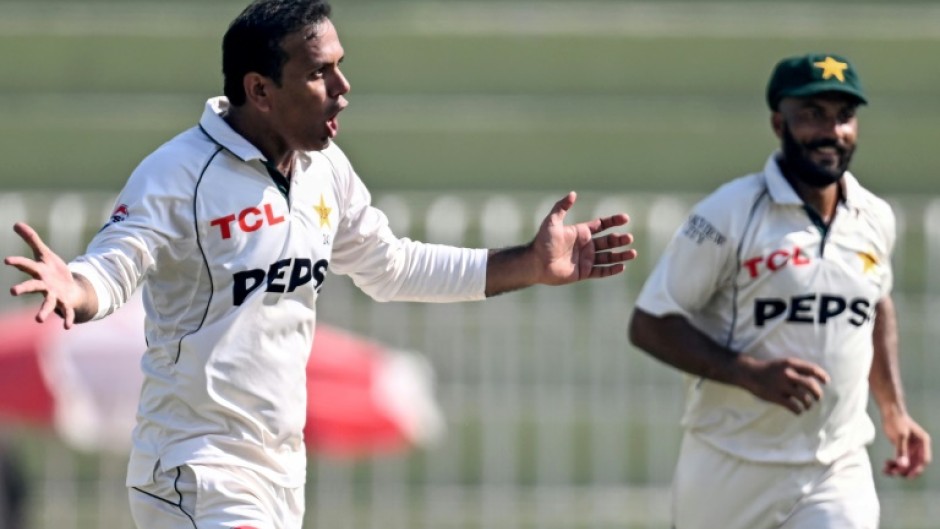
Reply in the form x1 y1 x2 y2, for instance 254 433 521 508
629 53 931 528
4 1 637 528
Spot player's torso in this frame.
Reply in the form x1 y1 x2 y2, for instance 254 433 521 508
717 199 889 373
683 196 888 463
677 167 890 463
136 150 345 462
195 154 340 313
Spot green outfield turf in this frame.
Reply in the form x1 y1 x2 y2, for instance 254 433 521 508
2 1 939 195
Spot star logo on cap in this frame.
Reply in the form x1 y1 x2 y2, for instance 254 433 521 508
813 56 848 82
314 194 332 228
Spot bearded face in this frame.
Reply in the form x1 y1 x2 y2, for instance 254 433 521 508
780 120 855 188
775 95 859 189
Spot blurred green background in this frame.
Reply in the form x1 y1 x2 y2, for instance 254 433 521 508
3 1 940 528
3 0 939 196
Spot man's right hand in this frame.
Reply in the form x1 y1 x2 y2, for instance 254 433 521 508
734 355 831 414
4 222 95 329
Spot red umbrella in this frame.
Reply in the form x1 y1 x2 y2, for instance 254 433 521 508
0 296 443 457
0 311 56 427
304 325 443 456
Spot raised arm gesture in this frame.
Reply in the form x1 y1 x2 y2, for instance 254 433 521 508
485 191 637 296
4 222 97 329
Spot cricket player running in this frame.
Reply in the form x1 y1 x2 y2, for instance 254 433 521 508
629 53 930 528
4 1 638 528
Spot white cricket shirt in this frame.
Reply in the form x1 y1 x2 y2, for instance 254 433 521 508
69 97 488 487
635 153 895 464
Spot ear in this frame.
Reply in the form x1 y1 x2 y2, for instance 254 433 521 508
770 111 784 139
242 72 274 112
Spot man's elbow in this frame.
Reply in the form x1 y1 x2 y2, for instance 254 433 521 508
627 308 652 351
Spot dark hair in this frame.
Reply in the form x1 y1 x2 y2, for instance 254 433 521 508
222 0 332 106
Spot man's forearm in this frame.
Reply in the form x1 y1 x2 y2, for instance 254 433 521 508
869 297 907 417
628 309 747 387
484 245 539 297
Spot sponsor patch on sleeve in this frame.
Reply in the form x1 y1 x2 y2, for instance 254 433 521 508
100 203 130 231
682 214 726 246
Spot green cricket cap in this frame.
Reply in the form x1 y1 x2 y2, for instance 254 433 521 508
766 53 867 110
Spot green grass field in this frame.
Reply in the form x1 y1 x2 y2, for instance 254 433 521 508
2 1 939 195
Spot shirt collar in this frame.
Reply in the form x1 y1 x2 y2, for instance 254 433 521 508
199 96 314 168
762 152 861 209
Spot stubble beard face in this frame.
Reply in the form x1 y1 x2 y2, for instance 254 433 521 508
780 123 855 188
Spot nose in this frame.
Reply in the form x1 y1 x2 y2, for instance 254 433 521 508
825 122 857 149
329 67 351 98
806 117 845 147
818 112 855 142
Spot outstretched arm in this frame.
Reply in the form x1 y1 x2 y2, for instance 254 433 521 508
484 191 637 297
4 222 98 329
870 296 931 478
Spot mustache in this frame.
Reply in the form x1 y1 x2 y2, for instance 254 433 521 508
804 138 848 154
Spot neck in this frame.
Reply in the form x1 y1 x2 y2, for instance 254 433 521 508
223 108 293 174
795 181 839 223
778 158 842 222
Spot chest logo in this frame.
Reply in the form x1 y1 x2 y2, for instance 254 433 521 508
232 258 329 306
743 245 811 279
314 194 332 229
755 294 871 327
857 251 878 274
210 203 285 240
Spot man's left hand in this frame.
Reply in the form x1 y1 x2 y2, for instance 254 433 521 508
882 412 931 478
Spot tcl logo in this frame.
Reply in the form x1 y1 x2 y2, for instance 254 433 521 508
233 258 329 306
754 294 871 327
743 246 810 278
211 203 285 240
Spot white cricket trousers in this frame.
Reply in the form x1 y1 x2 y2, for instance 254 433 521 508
672 433 879 529
128 464 304 529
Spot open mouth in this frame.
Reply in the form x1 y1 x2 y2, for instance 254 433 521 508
327 116 338 138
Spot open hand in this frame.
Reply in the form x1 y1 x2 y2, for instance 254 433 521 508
533 191 637 285
4 222 87 329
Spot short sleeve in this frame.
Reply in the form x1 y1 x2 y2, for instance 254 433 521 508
874 198 896 299
635 203 736 319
